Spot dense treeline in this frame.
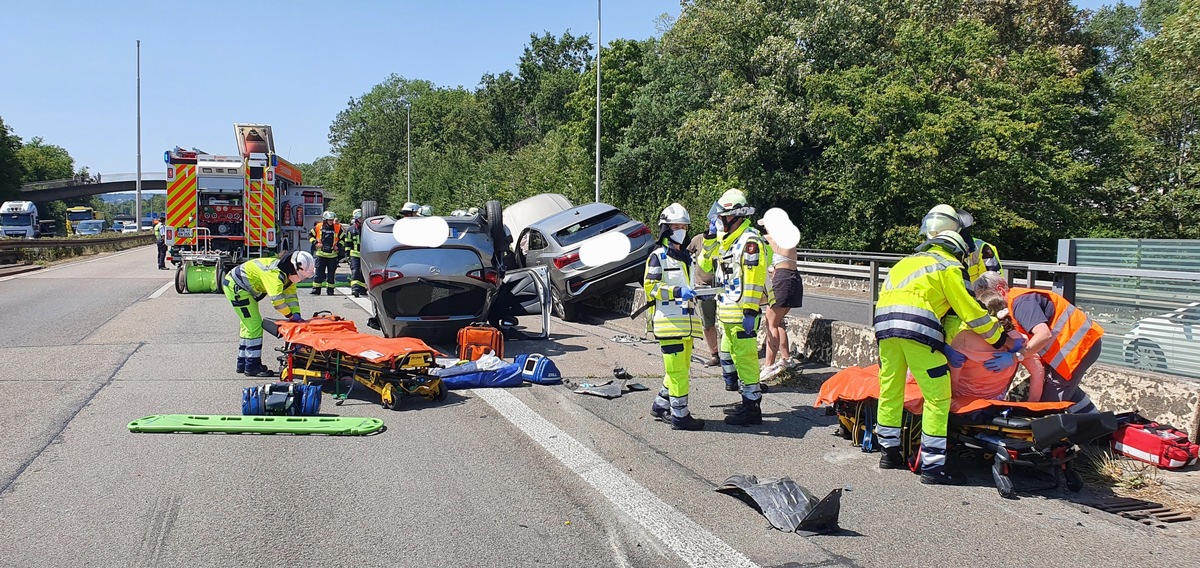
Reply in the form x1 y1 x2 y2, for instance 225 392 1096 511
0 117 108 231
309 0 1197 262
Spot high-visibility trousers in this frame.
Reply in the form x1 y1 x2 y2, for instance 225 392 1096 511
876 337 951 474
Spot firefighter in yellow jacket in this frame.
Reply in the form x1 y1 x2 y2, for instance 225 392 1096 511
698 189 771 426
873 230 1016 485
223 250 316 377
646 203 705 431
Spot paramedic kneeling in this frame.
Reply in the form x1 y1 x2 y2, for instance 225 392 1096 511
223 251 316 377
973 272 1102 413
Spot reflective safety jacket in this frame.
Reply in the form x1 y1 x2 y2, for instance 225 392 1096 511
698 220 771 325
347 220 362 258
229 257 300 317
874 246 1004 350
644 243 701 340
308 222 345 259
1006 287 1104 381
966 239 1002 289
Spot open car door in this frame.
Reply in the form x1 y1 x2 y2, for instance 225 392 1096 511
489 265 552 339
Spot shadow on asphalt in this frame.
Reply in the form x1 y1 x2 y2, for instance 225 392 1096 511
313 378 472 412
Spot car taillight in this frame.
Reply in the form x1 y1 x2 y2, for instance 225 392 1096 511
568 277 585 293
553 252 580 270
368 268 404 289
627 224 651 239
466 268 499 285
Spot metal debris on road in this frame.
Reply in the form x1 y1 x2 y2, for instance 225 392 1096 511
716 474 843 536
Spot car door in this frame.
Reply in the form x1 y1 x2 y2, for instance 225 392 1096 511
489 265 553 338
1165 304 1199 377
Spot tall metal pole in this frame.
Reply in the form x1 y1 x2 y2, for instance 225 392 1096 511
594 0 602 203
406 103 412 203
135 40 142 226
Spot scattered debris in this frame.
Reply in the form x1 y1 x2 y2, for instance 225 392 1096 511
716 474 842 535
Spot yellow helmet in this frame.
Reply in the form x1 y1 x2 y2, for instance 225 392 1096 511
716 189 754 217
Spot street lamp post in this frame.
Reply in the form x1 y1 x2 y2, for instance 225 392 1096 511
595 0 602 204
399 97 412 203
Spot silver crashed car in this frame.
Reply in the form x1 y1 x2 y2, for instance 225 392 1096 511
358 200 550 341
513 202 654 321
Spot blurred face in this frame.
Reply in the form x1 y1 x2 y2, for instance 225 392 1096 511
288 273 303 284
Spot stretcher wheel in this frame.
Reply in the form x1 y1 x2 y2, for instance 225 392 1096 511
381 383 400 410
1065 467 1084 492
992 462 1015 499
435 379 448 402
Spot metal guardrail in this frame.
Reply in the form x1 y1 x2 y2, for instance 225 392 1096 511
0 234 154 250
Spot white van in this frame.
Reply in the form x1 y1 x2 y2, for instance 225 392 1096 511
502 193 572 252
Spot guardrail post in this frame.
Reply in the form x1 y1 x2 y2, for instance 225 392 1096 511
1054 238 1077 302
868 260 879 320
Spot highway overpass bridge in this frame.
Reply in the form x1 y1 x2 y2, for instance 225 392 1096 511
18 172 166 202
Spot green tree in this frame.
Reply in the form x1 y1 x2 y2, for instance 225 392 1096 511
17 137 75 183
0 117 24 201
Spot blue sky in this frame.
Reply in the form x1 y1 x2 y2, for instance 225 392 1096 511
2 0 1115 178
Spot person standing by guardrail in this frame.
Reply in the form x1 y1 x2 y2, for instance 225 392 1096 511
760 219 802 377
873 230 1014 485
308 211 346 296
699 189 771 427
152 217 167 270
646 203 705 431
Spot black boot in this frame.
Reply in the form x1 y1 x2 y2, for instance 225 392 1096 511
671 414 705 431
326 287 335 296
243 358 275 377
724 397 762 426
236 356 246 374
920 470 967 486
879 446 905 470
310 287 321 295
651 388 670 420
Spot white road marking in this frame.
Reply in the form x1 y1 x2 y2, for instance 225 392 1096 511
346 288 748 565
337 287 374 313
473 388 760 568
0 247 148 283
149 280 174 299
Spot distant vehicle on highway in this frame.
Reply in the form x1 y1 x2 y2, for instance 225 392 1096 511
111 221 138 234
1 201 40 238
514 202 653 321
74 220 107 235
1123 301 1200 379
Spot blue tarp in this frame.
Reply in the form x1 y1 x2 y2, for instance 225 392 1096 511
440 363 524 390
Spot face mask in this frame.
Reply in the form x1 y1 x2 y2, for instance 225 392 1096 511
670 229 687 244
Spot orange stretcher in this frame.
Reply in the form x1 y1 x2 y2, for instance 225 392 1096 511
815 365 1115 498
267 315 448 410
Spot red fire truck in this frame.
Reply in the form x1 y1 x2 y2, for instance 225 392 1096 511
165 123 322 293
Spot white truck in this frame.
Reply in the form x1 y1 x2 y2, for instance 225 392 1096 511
1 201 40 238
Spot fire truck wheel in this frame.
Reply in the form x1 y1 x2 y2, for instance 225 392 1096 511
174 265 187 294
361 200 378 218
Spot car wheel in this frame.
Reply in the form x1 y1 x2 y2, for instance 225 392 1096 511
553 293 580 322
1129 340 1167 371
484 200 505 255
361 200 378 218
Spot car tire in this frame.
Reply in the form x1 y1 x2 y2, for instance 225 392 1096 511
361 200 378 218
553 293 580 322
483 200 505 254
1129 340 1167 371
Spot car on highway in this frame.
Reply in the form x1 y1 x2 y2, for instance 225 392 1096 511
359 200 550 341
1123 301 1200 378
74 220 107 235
513 202 654 321
111 221 138 234
503 193 573 252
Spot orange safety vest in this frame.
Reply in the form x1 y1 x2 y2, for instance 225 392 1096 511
1006 288 1104 381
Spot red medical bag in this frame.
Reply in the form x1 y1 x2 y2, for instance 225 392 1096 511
1111 422 1199 469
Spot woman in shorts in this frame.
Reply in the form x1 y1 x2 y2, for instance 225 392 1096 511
760 221 804 377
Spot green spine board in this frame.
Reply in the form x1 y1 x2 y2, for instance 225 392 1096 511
127 414 384 436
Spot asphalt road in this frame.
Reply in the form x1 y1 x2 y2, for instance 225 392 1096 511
0 247 1195 568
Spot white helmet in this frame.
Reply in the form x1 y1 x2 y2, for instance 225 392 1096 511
716 189 754 217
418 205 433 217
658 203 691 226
401 202 419 215
920 204 961 238
352 208 363 220
467 207 480 216
918 230 969 262
322 210 337 221
288 250 316 280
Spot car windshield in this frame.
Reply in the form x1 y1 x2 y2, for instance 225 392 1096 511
2 213 33 227
553 209 630 247
78 221 104 230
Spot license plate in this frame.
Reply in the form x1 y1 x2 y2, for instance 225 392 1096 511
177 228 193 237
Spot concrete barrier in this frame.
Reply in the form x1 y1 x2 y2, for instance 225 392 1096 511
590 282 1200 441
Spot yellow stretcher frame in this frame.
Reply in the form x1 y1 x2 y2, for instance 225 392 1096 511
278 343 447 410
